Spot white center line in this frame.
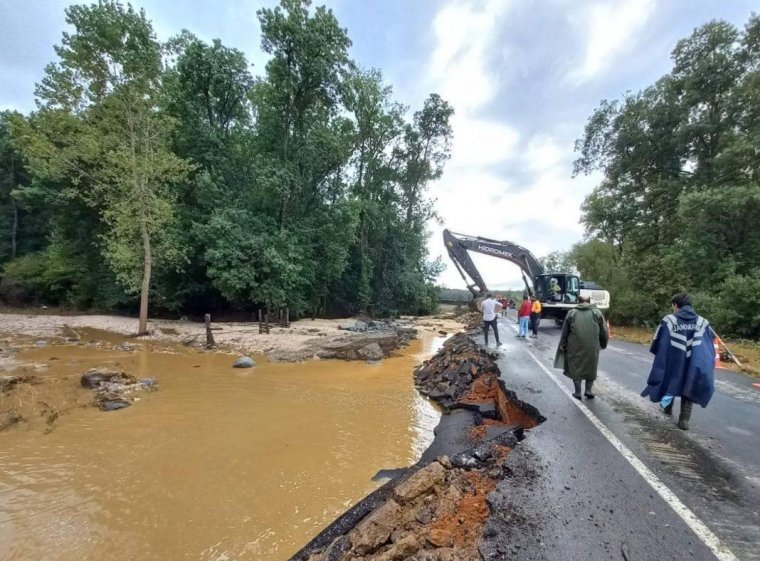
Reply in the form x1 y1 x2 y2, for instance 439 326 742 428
503 321 738 561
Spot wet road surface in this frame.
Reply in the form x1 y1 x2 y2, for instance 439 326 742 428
477 313 759 561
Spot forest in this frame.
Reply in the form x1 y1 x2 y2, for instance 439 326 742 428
550 14 760 339
0 0 453 332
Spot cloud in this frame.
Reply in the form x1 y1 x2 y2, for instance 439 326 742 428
569 0 657 84
427 0 511 113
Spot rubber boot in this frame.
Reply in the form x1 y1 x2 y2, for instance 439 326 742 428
584 380 595 399
663 401 673 416
572 380 582 400
678 398 692 430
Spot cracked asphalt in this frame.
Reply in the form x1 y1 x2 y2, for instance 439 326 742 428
476 313 760 561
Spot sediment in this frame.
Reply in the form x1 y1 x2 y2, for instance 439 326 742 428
290 326 545 561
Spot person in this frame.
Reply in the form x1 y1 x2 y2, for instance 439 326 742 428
529 296 542 338
499 296 508 317
554 295 608 399
517 295 531 337
549 278 561 301
641 293 715 430
479 293 503 347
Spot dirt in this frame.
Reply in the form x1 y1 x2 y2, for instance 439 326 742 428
0 311 463 364
428 470 496 548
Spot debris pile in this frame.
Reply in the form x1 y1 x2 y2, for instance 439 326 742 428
80 369 158 411
317 322 417 361
303 438 516 561
414 333 544 434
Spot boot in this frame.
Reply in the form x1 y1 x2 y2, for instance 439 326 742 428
572 380 582 400
663 401 673 415
678 398 692 430
584 380 595 399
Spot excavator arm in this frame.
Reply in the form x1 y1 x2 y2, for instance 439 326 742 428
443 229 545 298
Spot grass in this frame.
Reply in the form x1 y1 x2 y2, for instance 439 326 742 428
611 325 760 379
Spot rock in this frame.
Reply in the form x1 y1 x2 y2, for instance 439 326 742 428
0 376 16 392
34 340 48 347
393 461 446 503
139 378 158 389
375 535 420 561
233 356 256 368
350 499 401 555
0 411 23 431
427 528 454 548
357 343 384 361
80 369 129 389
100 399 131 411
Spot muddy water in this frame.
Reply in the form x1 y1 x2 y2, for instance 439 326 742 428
0 332 444 561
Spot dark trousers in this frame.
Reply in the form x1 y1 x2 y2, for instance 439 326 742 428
483 318 500 345
530 312 540 336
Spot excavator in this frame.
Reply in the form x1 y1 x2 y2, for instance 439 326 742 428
443 229 610 322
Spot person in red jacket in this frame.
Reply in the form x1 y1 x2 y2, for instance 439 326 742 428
517 295 532 337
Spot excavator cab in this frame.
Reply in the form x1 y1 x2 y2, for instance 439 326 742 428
534 273 581 305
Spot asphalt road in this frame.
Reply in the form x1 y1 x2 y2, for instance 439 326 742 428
477 313 760 561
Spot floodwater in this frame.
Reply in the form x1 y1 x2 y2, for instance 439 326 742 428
0 331 444 561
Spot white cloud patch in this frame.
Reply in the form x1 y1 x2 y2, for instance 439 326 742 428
569 0 657 84
423 0 590 289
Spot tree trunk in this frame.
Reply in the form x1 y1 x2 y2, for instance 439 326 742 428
138 219 152 336
10 198 17 259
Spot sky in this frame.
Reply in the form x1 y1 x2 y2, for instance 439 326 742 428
0 0 757 290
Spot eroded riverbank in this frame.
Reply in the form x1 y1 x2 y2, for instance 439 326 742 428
0 326 449 560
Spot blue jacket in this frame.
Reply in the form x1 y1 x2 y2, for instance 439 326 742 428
641 306 715 408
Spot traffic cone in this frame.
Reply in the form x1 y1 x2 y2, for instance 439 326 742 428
714 340 721 368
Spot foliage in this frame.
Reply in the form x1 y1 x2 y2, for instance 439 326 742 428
573 14 760 338
0 0 452 321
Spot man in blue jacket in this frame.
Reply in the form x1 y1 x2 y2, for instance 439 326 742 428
641 293 716 430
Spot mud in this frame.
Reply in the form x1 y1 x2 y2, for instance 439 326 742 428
0 312 462 363
0 329 446 561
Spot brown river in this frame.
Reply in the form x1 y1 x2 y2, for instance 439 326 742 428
0 331 445 561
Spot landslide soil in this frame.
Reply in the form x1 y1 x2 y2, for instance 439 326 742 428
0 311 463 363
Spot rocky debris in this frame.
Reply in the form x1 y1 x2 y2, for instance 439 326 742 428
1 374 35 393
80 368 158 411
302 443 513 561
414 332 544 433
233 356 256 368
316 328 417 361
0 410 23 431
413 333 498 410
454 312 481 330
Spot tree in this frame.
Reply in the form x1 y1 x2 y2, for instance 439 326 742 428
27 1 190 334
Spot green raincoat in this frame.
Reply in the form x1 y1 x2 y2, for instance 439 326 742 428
554 303 609 381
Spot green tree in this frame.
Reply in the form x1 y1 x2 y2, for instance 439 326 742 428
28 1 190 333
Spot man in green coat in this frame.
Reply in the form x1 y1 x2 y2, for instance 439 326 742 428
554 295 609 400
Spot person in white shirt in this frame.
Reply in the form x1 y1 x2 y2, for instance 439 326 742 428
480 293 503 347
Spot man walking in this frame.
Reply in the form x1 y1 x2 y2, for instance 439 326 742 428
517 295 531 338
529 296 542 338
480 293 502 347
641 293 715 430
554 295 608 399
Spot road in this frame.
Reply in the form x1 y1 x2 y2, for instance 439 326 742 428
477 312 760 561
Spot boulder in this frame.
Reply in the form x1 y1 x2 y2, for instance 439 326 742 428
100 399 131 411
80 369 130 389
350 499 402 555
357 343 384 361
393 461 446 503
233 356 256 368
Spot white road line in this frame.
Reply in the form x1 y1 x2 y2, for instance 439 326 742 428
504 321 738 561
